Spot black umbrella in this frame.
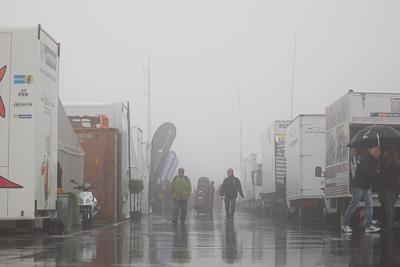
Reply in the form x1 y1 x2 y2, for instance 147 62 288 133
346 125 400 149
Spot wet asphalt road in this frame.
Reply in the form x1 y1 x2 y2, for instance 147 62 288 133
0 210 400 266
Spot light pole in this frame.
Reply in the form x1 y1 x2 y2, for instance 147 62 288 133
144 55 151 215
238 88 243 165
290 34 297 120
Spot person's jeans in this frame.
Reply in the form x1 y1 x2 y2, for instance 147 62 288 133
173 199 188 223
379 187 397 228
224 197 237 219
342 187 373 227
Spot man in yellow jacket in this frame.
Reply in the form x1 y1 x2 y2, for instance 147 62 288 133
171 167 192 224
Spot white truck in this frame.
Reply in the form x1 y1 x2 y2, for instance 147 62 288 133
316 90 400 225
285 114 326 221
0 25 60 228
240 153 262 211
261 120 291 215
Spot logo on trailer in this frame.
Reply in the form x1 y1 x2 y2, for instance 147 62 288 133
14 102 33 107
14 75 34 84
370 112 400 118
40 41 57 71
289 127 298 137
18 88 29 97
13 114 32 119
305 127 325 134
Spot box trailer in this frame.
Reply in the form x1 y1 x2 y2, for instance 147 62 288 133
285 114 326 221
72 127 121 224
317 90 400 225
0 25 60 227
240 153 262 211
261 120 291 215
64 103 133 221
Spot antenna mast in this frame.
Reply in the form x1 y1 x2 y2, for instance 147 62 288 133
144 55 151 217
238 88 243 164
290 34 297 120
144 55 151 169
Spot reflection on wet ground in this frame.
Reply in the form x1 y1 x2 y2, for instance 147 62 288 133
1 210 400 266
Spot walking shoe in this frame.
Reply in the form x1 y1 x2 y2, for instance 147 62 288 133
172 220 177 224
365 225 380 233
341 225 353 233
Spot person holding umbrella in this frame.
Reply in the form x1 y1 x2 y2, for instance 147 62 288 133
341 146 381 233
378 148 400 231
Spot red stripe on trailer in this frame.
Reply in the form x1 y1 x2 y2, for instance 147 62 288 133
0 175 23 188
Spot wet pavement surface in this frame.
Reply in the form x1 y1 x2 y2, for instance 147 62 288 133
1 210 400 266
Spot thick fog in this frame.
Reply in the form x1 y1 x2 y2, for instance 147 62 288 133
2 1 400 185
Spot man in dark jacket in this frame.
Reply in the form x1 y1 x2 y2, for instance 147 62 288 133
221 168 244 223
341 146 381 233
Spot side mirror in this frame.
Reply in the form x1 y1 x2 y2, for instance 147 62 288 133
315 166 325 177
95 180 102 184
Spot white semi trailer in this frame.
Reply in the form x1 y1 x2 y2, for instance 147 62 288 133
0 25 60 228
285 114 326 221
241 153 262 211
261 120 291 215
316 90 400 226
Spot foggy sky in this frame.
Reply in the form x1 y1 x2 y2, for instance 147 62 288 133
2 0 400 185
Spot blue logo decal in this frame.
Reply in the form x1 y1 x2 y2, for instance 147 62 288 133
17 114 32 119
14 75 25 84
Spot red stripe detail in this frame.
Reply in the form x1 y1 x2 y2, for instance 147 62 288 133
0 175 23 188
